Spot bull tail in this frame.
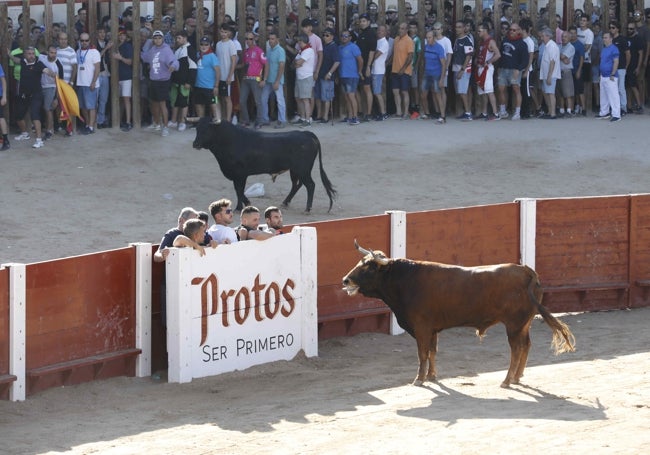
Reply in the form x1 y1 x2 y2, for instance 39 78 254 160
315 137 337 212
526 266 576 355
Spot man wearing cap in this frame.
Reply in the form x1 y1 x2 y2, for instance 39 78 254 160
194 36 222 123
142 30 179 136
239 33 267 128
356 13 377 122
316 27 340 123
386 5 398 27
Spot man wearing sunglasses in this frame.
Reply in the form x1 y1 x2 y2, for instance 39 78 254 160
207 199 239 244
76 33 101 134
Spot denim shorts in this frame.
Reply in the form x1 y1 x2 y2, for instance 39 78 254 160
340 77 359 93
316 79 335 101
421 75 441 93
371 74 384 94
497 68 523 86
453 70 471 94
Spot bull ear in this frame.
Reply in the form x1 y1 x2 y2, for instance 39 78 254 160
371 252 390 265
354 239 373 257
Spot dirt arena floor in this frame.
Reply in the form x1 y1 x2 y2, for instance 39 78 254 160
1 115 650 453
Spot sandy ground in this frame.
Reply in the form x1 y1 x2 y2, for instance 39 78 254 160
1 115 650 453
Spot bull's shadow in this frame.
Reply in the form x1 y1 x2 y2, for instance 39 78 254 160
398 380 606 425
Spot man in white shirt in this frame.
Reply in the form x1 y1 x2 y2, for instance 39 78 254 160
207 199 239 244
76 32 101 134
292 34 315 127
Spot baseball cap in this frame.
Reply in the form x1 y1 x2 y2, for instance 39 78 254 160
387 5 398 13
145 15 153 22
360 13 370 20
200 36 211 44
152 30 164 37
323 27 336 36
162 15 172 22
118 27 127 35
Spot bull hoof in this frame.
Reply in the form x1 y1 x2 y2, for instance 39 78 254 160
500 381 511 389
412 379 424 387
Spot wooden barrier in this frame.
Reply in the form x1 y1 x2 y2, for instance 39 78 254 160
0 267 12 400
25 248 139 395
5 195 650 399
535 196 632 312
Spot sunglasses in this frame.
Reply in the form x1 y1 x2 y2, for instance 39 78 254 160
223 209 233 214
80 39 89 42
341 34 350 38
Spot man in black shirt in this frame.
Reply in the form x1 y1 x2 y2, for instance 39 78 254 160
14 47 56 149
356 14 377 122
609 21 630 114
626 24 645 113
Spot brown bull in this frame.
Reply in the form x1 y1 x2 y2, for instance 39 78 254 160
342 240 576 388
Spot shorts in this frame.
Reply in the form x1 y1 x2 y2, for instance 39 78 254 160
316 79 335 101
410 67 419 89
149 79 171 102
453 70 470 95
542 78 557 94
16 92 43 121
625 69 638 88
218 80 230 97
497 68 522 86
77 86 99 110
0 104 4 118
581 62 592 83
573 73 584 95
560 70 574 97
119 80 132 97
193 87 217 106
477 65 495 94
591 65 601 83
170 83 191 108
295 76 314 99
371 74 385 94
421 74 441 93
42 86 57 111
359 73 372 86
140 78 149 99
340 77 359 93
390 73 410 92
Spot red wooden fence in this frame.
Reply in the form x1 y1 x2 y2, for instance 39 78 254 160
3 195 650 398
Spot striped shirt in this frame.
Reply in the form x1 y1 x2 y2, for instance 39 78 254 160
56 46 77 83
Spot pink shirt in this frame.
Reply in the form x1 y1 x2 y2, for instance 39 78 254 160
244 45 267 78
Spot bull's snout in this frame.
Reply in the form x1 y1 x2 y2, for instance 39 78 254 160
341 275 359 296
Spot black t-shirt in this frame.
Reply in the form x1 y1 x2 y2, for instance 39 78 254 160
356 26 377 67
19 59 46 94
628 34 643 69
612 35 629 67
452 34 474 69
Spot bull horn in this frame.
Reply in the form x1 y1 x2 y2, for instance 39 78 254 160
354 239 373 257
185 117 200 123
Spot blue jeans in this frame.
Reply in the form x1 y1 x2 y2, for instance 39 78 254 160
97 74 110 124
616 69 627 111
261 82 286 123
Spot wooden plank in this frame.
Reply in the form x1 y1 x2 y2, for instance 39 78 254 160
0 268 9 375
25 248 137 370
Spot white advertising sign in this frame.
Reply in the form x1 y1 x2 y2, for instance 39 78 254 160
165 227 318 383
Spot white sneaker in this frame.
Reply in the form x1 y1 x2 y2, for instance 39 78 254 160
231 115 238 125
161 127 170 137
148 123 161 131
178 122 186 131
167 121 178 128
511 113 521 120
32 139 44 148
499 111 509 119
15 132 30 141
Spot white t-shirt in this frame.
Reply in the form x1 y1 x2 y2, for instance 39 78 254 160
373 37 389 75
76 48 101 88
523 36 535 72
295 47 315 80
577 27 594 63
216 39 238 82
438 36 453 73
207 224 239 244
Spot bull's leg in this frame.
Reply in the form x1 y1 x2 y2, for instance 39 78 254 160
502 326 526 388
281 173 303 209
233 179 249 211
513 324 532 383
302 175 316 212
413 332 433 386
426 332 438 381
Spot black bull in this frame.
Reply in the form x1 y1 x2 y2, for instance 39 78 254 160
191 118 337 212
342 241 576 388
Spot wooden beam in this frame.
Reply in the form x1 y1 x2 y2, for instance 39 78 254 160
132 0 141 129
110 0 120 129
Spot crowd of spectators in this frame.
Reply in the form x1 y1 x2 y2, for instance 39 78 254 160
1 1 649 151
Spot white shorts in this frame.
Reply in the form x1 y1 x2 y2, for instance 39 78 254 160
119 80 132 97
477 64 495 95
